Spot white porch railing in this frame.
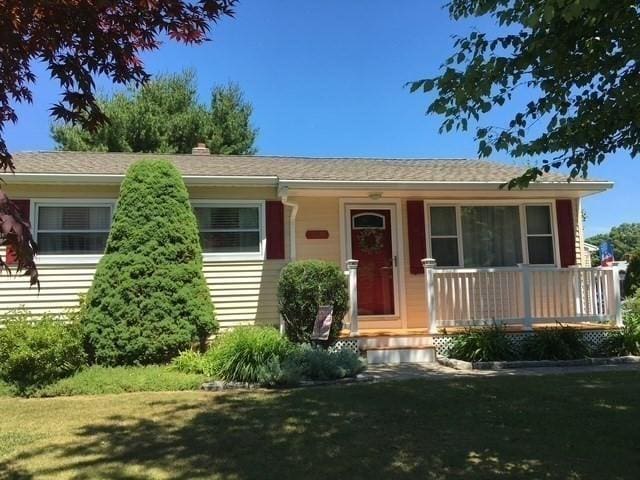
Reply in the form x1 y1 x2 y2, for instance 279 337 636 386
344 259 359 336
422 259 623 332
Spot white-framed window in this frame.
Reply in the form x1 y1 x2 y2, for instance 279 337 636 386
428 203 558 268
192 201 265 260
428 206 460 267
524 205 555 265
34 201 114 258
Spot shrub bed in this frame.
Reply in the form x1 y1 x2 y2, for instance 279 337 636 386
521 326 589 361
446 324 517 362
35 365 206 397
599 302 640 356
172 326 365 386
204 327 295 383
0 312 86 395
445 323 606 362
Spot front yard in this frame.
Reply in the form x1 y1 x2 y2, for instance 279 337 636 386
1 372 639 479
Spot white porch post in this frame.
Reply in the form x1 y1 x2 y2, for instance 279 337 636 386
519 264 533 331
422 258 438 334
346 259 359 336
611 268 623 327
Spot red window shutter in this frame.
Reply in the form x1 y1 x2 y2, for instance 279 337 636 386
265 200 285 260
556 199 576 268
5 199 31 265
407 200 426 274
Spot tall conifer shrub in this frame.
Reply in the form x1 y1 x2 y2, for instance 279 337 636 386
82 159 216 365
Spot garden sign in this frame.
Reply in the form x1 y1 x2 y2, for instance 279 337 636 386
311 305 334 341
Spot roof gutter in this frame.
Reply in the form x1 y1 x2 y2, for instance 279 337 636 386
5 173 279 186
4 173 613 193
278 179 614 192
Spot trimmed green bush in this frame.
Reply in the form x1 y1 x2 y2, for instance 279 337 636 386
204 327 295 383
521 326 589 360
82 159 216 365
0 312 86 394
447 324 517 362
278 260 349 345
170 350 208 375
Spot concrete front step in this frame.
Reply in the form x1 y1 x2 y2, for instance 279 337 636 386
366 346 436 365
358 335 434 350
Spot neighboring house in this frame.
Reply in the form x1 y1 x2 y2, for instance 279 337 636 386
1 149 622 361
584 241 599 266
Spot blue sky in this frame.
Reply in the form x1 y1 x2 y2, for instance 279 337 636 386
4 1 637 236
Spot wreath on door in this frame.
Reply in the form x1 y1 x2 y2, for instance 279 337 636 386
357 228 385 254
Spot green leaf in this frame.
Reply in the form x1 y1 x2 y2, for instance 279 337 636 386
409 81 424 93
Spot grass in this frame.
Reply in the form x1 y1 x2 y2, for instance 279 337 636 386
1 372 639 479
0 365 208 398
0 380 12 397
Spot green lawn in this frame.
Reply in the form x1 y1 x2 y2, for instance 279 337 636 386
1 372 639 479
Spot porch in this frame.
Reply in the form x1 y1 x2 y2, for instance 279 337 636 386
342 259 623 337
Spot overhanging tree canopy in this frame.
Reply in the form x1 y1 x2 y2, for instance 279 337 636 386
0 0 237 282
410 0 640 188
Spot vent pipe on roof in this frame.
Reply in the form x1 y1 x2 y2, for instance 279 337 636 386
192 143 210 155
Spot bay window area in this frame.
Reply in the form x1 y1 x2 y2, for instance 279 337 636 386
428 203 557 267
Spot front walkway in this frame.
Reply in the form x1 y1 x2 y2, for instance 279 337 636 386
366 361 640 381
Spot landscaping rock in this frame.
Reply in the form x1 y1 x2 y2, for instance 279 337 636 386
437 355 640 370
201 373 374 392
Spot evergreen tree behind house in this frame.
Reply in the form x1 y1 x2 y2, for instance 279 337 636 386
51 70 257 155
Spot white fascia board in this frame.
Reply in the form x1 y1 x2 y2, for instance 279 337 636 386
5 173 278 186
278 179 614 192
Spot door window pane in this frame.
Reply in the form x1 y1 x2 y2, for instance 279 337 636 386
352 213 385 229
461 206 523 267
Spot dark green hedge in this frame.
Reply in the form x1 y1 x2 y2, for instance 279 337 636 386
277 260 349 345
82 159 216 365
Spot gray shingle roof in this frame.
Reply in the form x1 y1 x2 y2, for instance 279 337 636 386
9 151 602 185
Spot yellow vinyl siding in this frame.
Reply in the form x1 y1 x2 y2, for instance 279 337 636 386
293 196 341 263
0 260 285 328
0 183 287 328
573 198 588 267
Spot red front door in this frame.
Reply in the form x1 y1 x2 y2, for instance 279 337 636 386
350 209 395 316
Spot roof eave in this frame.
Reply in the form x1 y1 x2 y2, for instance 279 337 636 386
4 173 613 194
278 179 614 193
5 173 279 187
